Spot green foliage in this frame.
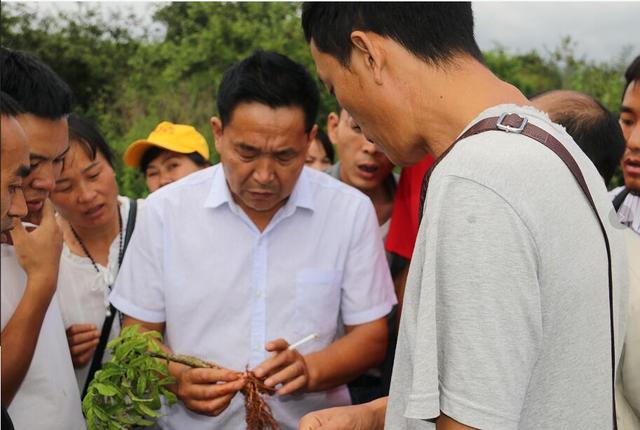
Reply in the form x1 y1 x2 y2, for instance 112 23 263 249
82 325 177 430
1 3 633 194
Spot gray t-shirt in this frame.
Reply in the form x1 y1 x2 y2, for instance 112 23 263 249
386 105 629 430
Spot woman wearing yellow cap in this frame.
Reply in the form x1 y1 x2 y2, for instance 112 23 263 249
124 121 211 192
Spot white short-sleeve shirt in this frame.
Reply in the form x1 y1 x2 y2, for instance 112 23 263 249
110 165 396 430
1 245 86 430
57 195 143 391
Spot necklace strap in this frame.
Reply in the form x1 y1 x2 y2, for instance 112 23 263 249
70 208 124 275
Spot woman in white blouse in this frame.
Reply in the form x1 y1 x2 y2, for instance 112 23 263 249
51 114 142 394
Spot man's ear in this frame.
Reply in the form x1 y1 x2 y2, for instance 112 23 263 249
211 117 223 153
327 112 340 145
307 124 318 148
350 31 384 85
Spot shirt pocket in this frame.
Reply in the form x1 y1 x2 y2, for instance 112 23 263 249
294 269 342 350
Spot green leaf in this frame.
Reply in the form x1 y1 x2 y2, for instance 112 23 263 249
94 383 119 397
137 375 147 395
135 402 161 418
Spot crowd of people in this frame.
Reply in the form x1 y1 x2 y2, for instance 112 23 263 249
0 3 638 430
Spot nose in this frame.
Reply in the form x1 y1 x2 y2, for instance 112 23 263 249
159 171 173 188
29 163 57 193
8 189 28 220
77 181 97 204
253 158 275 185
627 124 640 151
362 139 380 155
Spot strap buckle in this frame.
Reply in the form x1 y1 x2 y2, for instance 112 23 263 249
496 113 528 133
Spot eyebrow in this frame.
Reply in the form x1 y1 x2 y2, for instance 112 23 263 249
30 145 71 162
620 106 635 114
235 142 260 152
82 161 100 174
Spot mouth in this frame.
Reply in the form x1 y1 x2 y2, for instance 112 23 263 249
248 190 275 200
84 204 106 219
623 158 640 176
26 199 44 212
357 163 380 180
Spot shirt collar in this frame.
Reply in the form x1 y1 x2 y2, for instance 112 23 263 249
203 164 315 212
204 165 233 209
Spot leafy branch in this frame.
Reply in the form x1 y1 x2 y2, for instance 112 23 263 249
82 325 177 430
83 324 279 430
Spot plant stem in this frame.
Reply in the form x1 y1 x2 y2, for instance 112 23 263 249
146 351 220 369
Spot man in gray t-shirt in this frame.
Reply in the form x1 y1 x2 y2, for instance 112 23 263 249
300 3 628 430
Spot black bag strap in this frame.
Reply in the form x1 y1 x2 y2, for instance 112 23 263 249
419 113 618 429
612 186 629 212
82 198 138 398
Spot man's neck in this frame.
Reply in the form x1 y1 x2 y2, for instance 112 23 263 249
409 56 531 158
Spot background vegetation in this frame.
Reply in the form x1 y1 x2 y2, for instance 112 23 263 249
1 2 633 197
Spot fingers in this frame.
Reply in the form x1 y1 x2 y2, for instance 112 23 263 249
66 324 100 367
66 324 100 346
299 413 325 430
277 374 307 396
39 199 56 226
72 345 98 367
184 389 238 417
66 323 98 337
9 218 26 243
179 376 246 402
253 344 294 379
183 367 241 385
298 407 359 430
265 338 289 353
177 371 246 417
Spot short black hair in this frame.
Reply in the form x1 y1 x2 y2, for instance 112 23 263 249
315 128 335 163
0 92 24 117
540 91 625 185
217 50 319 132
139 146 211 174
623 55 640 98
302 2 483 67
0 47 73 119
68 113 114 168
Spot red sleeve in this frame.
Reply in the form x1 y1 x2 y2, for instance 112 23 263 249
385 155 435 259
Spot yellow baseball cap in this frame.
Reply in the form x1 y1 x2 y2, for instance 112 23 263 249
124 121 210 168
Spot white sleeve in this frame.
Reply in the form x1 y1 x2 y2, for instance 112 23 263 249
340 198 397 326
110 202 166 323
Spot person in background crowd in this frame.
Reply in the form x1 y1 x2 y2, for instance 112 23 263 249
533 90 626 182
532 89 639 430
110 50 395 430
0 47 85 430
325 106 399 404
0 92 30 430
305 128 334 170
124 121 211 193
300 3 628 429
52 114 142 395
612 56 640 235
326 107 396 242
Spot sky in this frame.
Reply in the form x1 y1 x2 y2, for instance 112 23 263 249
11 1 640 64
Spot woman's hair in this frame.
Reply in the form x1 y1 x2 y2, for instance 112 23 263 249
315 128 335 163
68 113 114 167
139 146 211 174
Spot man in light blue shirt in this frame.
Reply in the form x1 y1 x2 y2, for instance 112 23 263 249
110 50 396 430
